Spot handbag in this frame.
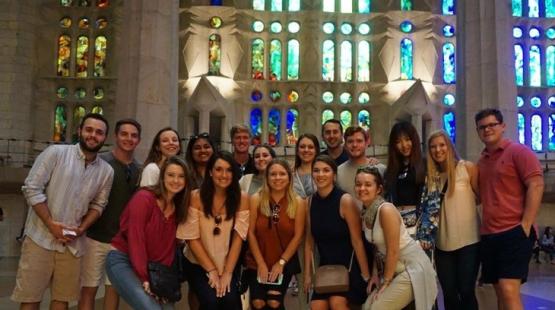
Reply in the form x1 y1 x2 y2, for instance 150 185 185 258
313 263 351 294
148 261 182 302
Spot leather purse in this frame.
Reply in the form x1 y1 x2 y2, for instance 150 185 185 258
148 261 182 302
313 264 350 294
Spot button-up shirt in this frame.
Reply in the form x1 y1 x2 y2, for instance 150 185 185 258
22 144 113 256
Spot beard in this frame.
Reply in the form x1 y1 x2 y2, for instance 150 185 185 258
79 136 105 153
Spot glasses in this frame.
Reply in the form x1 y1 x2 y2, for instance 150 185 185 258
125 165 132 183
268 204 280 228
477 122 501 131
190 132 210 141
213 215 222 236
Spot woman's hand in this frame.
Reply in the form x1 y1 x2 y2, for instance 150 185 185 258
371 281 390 302
419 240 432 250
257 264 269 283
218 272 233 297
207 270 220 291
268 262 284 283
303 271 312 293
367 274 380 294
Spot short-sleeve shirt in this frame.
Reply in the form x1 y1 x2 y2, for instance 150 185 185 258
321 148 349 166
478 139 543 234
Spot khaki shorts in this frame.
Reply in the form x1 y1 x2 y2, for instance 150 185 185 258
81 237 113 287
11 237 80 303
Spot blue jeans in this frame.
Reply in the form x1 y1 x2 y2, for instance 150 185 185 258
105 250 174 310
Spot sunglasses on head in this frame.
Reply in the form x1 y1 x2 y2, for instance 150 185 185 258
190 132 210 141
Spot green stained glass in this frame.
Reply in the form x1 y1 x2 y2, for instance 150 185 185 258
269 90 281 102
288 22 300 33
340 23 353 35
323 0 334 12
529 45 541 87
400 38 413 80
340 41 352 82
268 108 281 146
92 106 103 114
339 92 352 104
401 0 412 11
341 0 352 13
252 38 264 79
253 0 264 10
322 40 335 81
358 110 371 131
209 16 222 29
358 23 370 35
323 22 335 34
93 87 104 100
512 0 523 16
340 110 352 129
270 22 282 33
531 114 542 151
359 92 370 104
57 87 68 99
270 40 282 80
60 17 72 28
76 36 89 78
322 109 334 124
323 91 334 103
252 21 264 32
78 0 90 6
53 104 67 142
547 46 555 86
547 0 555 17
286 109 299 144
57 35 71 77
359 0 370 13
75 88 86 99
287 39 299 80
514 44 524 86
271 0 282 11
518 113 525 144
94 36 107 77
72 106 86 143
358 41 370 82
61 0 73 7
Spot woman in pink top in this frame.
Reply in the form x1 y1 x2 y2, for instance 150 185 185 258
107 156 191 309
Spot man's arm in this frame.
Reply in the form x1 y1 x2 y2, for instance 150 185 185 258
521 175 544 236
32 202 74 243
76 209 101 237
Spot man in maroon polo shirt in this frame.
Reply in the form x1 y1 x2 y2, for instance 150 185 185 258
475 108 544 310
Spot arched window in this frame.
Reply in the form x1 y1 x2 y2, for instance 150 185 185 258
514 44 524 86
358 110 371 131
531 114 542 151
289 0 300 11
251 38 264 79
76 36 89 77
400 38 413 80
547 46 555 86
270 40 282 80
287 39 300 80
359 0 370 13
442 0 455 15
94 36 107 77
271 0 282 11
250 108 263 145
323 0 334 12
92 106 103 114
57 35 71 77
253 0 264 10
340 41 352 82
513 0 523 16
341 0 352 13
528 0 539 17
208 34 221 76
96 0 109 8
549 113 555 151
547 0 555 17
286 108 299 144
53 104 67 142
443 111 456 143
401 0 412 11
517 96 524 107
529 45 541 87
518 113 525 144
268 108 281 146
322 109 334 124
358 41 370 82
443 43 456 84
72 106 86 142
322 40 335 81
340 110 352 129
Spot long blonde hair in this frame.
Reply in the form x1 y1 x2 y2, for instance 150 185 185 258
426 130 460 197
259 159 298 219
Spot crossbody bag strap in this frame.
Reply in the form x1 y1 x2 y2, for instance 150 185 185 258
307 195 317 275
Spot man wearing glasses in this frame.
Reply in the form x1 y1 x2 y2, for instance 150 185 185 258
79 119 142 310
230 124 256 177
475 109 544 310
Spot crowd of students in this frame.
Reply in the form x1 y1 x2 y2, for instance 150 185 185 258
11 108 544 310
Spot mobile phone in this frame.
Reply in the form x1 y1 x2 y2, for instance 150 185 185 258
62 229 77 237
257 274 283 285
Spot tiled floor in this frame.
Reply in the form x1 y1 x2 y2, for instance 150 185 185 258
0 257 554 309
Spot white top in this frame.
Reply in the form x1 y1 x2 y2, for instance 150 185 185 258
364 202 412 255
140 162 159 187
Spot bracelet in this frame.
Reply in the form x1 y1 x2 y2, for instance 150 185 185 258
361 274 370 282
382 278 392 286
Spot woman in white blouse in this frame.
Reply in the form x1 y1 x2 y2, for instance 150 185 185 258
140 127 182 187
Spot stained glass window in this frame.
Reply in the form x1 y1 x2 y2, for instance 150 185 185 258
253 21 264 32
53 104 67 142
251 90 263 102
75 88 86 99
209 17 222 29
359 0 370 13
322 40 335 81
529 27 541 39
57 35 71 77
549 114 555 150
513 0 523 16
78 17 89 29
96 0 109 7
61 0 73 7
359 92 370 104
358 110 371 131
442 0 455 15
253 0 264 10
514 44 524 86
323 22 335 34
251 38 264 79
288 22 300 33
444 93 455 106
341 0 352 13
271 0 282 11
340 41 352 82
358 41 370 82
531 96 541 108
400 21 413 33
96 17 108 29
323 91 334 103
341 23 353 35
549 96 555 107
76 36 89 78
547 27 555 39
358 23 370 35
289 0 300 11
547 46 555 86
517 96 524 107
401 0 412 11
72 106 86 142
250 108 263 145
528 0 539 17
208 34 221 76
270 40 282 80
529 45 541 87
323 0 334 12
288 90 299 103
513 27 523 38
340 92 352 104
57 87 68 98
78 0 90 7
94 87 104 100
548 0 555 17
442 25 455 37
322 109 334 124
287 40 300 80
270 22 282 33
268 108 281 146
92 105 103 114
60 17 72 28
286 109 299 144
400 39 413 80
340 110 352 129
531 114 542 151
443 112 456 143
269 90 281 102
443 43 456 84
518 113 525 144
94 36 107 77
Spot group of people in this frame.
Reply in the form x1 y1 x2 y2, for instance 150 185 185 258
11 108 544 310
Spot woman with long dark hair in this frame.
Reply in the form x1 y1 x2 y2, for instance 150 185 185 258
239 144 276 195
106 156 191 309
185 133 216 189
293 133 320 199
178 151 249 309
140 127 183 187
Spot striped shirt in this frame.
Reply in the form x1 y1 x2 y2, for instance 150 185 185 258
22 144 113 256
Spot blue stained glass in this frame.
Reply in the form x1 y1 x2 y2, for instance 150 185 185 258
359 0 370 13
322 40 335 81
444 93 455 106
518 113 525 144
531 96 542 108
443 25 455 37
442 0 455 15
549 114 555 151
530 45 542 87
286 109 299 144
287 40 300 80
323 0 334 12
253 0 264 10
400 39 413 80
513 0 523 16
528 0 539 17
514 45 524 86
513 27 523 38
400 21 413 33
210 0 222 5
529 27 541 39
401 0 412 11
443 43 456 84
443 112 456 143
547 28 555 39
268 108 281 146
547 0 555 17
250 108 263 145
271 0 282 11
531 114 542 151
517 96 524 107
358 110 371 131
547 46 555 86
549 96 555 107
340 41 353 82
251 90 263 102
322 109 334 124
289 0 300 11
358 41 370 82
341 0 352 13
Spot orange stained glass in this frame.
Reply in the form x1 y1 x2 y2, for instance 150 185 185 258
94 36 107 77
78 17 89 29
76 36 89 78
96 0 109 8
57 35 71 77
59 17 72 28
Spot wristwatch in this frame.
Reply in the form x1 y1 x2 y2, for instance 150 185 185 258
278 258 287 266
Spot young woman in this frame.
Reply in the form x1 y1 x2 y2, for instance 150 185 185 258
178 151 249 309
245 159 306 309
304 155 370 309
384 121 425 237
419 130 480 310
239 144 276 195
140 127 182 187
540 226 555 263
355 167 437 310
106 156 191 309
185 132 216 189
293 133 320 199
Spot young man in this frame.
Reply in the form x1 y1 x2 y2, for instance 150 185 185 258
78 119 142 310
230 124 255 177
337 126 385 199
12 113 113 310
475 108 544 310
321 119 349 166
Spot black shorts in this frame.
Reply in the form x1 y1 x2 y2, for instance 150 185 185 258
480 225 535 284
245 269 293 305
